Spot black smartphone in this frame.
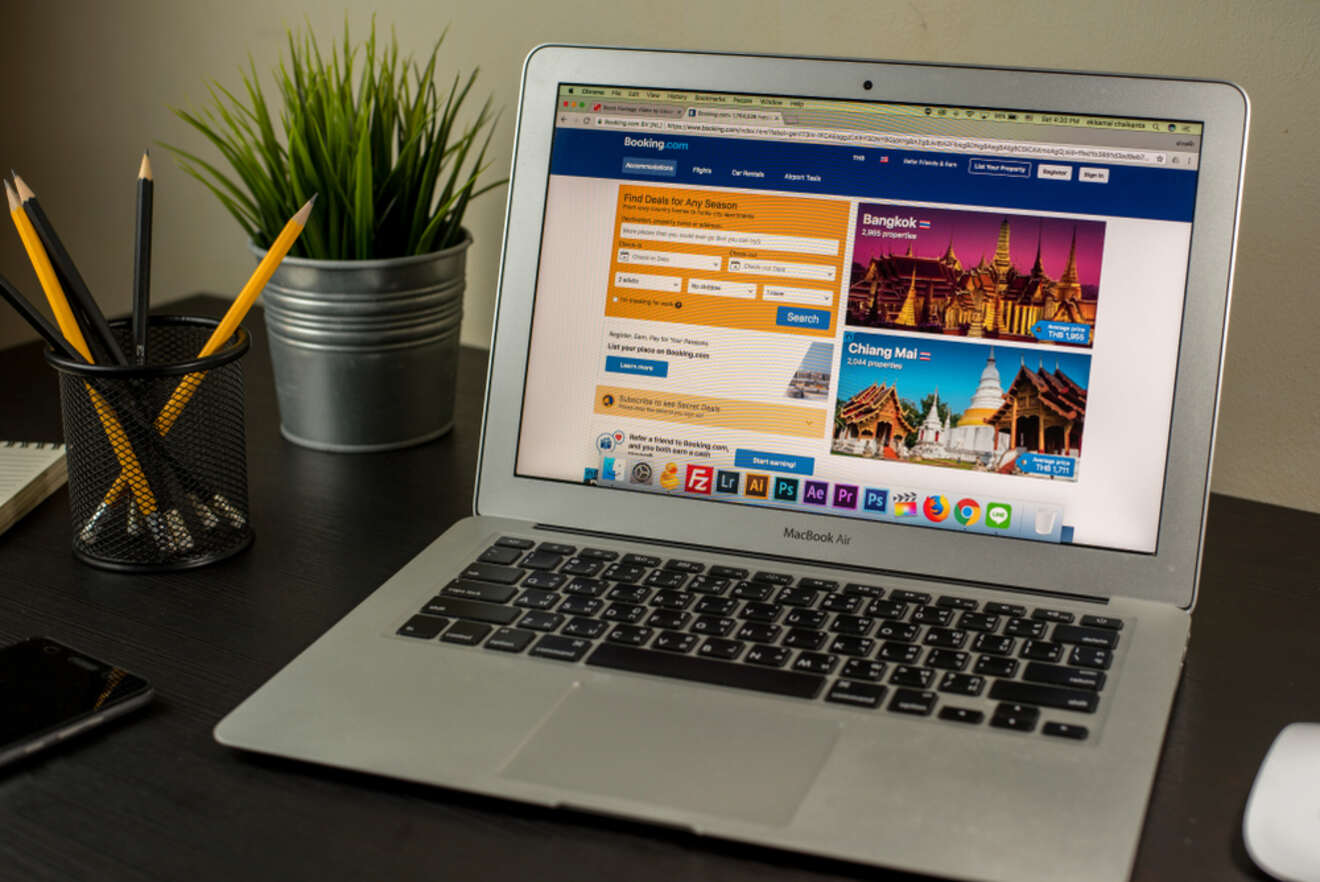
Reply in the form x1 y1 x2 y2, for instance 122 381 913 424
0 636 153 768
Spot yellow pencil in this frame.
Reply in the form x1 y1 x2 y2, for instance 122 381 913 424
5 180 160 521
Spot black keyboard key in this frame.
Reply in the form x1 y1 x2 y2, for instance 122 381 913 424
587 643 827 699
890 590 932 605
1052 625 1120 649
607 584 651 603
792 652 839 675
698 638 745 661
561 557 604 577
424 596 520 626
826 679 886 709
875 620 919 642
519 611 565 632
578 547 619 561
736 622 782 643
990 702 1039 732
842 658 887 681
520 550 565 571
745 644 790 668
647 610 691 630
924 628 968 649
784 628 828 650
958 612 1001 633
644 569 688 589
606 625 652 647
973 633 1016 656
564 577 607 597
522 570 567 590
687 575 729 595
485 627 535 653
937 595 978 610
397 614 448 639
989 680 1099 713
939 706 984 725
478 545 523 565
799 577 840 591
752 570 793 585
822 593 861 614
461 562 524 585
563 617 607 639
603 563 647 582
443 579 518 604
1023 662 1106 691
652 589 694 610
1032 608 1075 624
938 672 986 696
530 634 592 662
709 565 749 580
785 608 827 629
778 587 820 608
537 542 576 556
984 602 1027 617
913 606 953 626
515 589 561 611
844 582 884 597
1005 618 1046 639
868 599 908 620
1042 721 1090 740
1069 646 1113 670
494 536 534 549
602 602 646 623
974 656 1019 678
888 688 937 716
1020 640 1063 662
441 620 492 645
664 558 706 574
740 602 782 623
732 581 774 601
694 596 737 616
691 616 736 636
878 642 922 663
889 665 934 688
926 649 969 671
831 615 874 636
560 595 602 617
654 630 698 653
1081 614 1123 631
622 552 661 567
829 635 875 658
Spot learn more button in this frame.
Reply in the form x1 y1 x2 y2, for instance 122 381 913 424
604 355 669 378
775 306 831 330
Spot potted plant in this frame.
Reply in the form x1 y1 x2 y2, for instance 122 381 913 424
165 22 502 451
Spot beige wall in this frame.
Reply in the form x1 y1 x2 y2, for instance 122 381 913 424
2 0 1316 513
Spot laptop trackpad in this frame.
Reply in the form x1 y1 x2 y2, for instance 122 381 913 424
500 682 841 826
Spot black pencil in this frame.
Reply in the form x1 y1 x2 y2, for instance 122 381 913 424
132 152 153 364
12 172 128 366
0 271 83 362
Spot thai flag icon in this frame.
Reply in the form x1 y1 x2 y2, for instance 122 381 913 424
917 220 932 229
918 351 931 361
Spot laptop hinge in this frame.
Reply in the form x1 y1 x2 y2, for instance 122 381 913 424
532 522 1108 606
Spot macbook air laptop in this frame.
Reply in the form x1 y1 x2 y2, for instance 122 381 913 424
216 46 1248 882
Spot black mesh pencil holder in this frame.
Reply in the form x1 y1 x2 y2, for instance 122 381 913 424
45 316 253 571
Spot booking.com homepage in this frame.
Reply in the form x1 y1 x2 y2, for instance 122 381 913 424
517 86 1201 554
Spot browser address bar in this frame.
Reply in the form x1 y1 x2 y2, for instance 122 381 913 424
591 116 1169 166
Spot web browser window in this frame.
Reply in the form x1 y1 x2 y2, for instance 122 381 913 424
516 85 1202 554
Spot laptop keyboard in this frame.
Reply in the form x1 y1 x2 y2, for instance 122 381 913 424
396 537 1123 741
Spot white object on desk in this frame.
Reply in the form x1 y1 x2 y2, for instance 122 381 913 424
0 441 67 537
1244 722 1320 882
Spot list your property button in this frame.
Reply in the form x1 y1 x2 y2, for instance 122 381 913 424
968 158 1031 178
604 355 669 378
775 306 831 330
622 156 677 177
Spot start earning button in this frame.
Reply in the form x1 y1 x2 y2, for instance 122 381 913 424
775 306 831 330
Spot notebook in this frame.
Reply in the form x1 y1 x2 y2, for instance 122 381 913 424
0 441 67 537
216 48 1248 882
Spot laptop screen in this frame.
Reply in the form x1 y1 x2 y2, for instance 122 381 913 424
515 84 1203 555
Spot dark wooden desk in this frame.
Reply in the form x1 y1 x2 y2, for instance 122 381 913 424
0 295 1312 881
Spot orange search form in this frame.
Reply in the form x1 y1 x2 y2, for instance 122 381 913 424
606 186 849 337
594 386 826 439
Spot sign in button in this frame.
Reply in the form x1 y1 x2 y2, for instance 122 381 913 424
775 306 831 330
733 449 815 475
605 355 669 378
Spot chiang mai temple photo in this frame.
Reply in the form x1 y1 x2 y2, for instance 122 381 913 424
846 216 1099 344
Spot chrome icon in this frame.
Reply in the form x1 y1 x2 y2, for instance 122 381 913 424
922 494 950 522
954 497 981 526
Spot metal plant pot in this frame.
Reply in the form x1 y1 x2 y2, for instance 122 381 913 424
249 232 470 453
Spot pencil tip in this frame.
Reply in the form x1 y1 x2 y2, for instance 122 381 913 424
11 173 34 202
3 179 18 212
139 152 153 180
293 195 316 225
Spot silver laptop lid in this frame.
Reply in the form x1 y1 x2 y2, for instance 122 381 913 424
477 46 1248 610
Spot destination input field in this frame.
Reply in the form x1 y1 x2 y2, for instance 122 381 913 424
761 285 834 307
686 278 757 298
617 247 721 271
619 222 839 256
613 271 682 292
727 258 837 282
